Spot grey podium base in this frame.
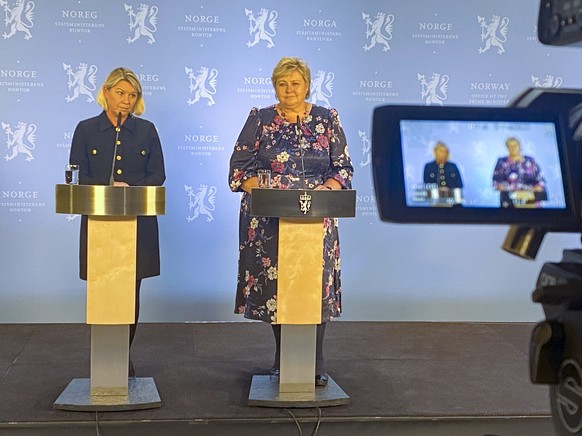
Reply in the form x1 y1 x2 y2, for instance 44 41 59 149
248 375 350 408
53 377 161 412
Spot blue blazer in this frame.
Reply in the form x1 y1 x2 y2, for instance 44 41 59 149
70 111 166 280
423 161 463 189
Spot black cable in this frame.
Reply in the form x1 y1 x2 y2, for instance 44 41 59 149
108 112 122 185
296 116 307 187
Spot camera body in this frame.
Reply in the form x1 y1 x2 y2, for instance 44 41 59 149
520 91 582 435
531 249 582 434
538 0 582 46
371 87 582 435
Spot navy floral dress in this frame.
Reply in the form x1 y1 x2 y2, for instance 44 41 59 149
492 155 545 207
492 155 545 191
228 104 354 323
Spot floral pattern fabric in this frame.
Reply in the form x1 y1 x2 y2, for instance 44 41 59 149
228 104 354 323
492 155 545 191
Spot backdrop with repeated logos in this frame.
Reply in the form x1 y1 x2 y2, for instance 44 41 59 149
1 0 581 323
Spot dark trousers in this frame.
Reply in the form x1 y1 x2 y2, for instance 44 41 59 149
129 279 142 349
272 323 327 374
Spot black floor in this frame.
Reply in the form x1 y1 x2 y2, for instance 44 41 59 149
0 321 555 435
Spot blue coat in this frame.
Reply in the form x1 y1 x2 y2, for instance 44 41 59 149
69 111 166 280
423 161 463 189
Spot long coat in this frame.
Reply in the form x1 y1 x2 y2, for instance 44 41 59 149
69 111 166 280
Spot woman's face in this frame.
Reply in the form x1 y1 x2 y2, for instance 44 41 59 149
506 139 521 158
103 79 138 117
434 147 448 163
275 71 308 108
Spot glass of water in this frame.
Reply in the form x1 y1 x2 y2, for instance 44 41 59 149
65 164 79 185
257 169 271 188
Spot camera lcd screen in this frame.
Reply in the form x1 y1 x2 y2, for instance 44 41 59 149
372 105 578 228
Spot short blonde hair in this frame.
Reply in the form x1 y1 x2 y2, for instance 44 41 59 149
96 67 145 115
434 142 449 155
271 57 311 99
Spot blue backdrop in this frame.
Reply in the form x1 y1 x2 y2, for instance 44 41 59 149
1 0 580 323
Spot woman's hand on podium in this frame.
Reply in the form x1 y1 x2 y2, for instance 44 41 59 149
113 181 130 187
315 178 341 191
242 177 258 193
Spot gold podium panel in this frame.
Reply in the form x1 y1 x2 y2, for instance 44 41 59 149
277 218 323 325
86 216 136 325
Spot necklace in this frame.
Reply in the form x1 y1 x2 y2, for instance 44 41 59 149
277 104 308 122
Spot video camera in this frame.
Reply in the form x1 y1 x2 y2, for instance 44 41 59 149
371 3 582 433
538 0 582 47
372 88 582 436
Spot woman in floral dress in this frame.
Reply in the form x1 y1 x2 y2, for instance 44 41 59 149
228 57 353 386
492 136 546 207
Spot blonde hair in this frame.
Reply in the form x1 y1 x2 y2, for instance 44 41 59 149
271 57 311 99
96 67 145 115
434 141 449 155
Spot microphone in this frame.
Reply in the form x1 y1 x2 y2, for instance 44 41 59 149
295 115 301 136
296 115 306 187
108 112 122 185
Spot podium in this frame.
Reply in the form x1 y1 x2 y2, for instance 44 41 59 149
53 184 165 411
248 188 356 408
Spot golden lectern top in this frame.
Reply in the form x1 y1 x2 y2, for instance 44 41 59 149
55 184 165 216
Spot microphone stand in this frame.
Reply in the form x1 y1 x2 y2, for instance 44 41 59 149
296 115 306 186
108 112 122 186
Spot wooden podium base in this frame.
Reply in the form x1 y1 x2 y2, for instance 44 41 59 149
53 377 161 412
248 375 349 408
